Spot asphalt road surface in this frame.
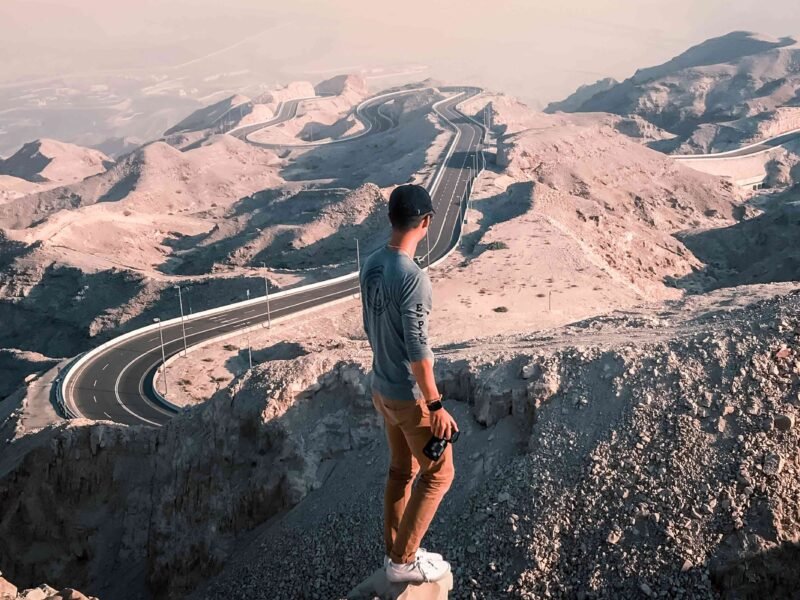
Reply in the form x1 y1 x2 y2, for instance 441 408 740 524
65 87 485 427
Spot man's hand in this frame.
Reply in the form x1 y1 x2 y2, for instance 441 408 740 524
429 407 458 440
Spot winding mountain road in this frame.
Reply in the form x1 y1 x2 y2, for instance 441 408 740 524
675 128 800 159
63 86 485 426
234 88 411 149
226 97 308 140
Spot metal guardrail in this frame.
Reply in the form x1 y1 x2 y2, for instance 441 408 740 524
53 353 86 419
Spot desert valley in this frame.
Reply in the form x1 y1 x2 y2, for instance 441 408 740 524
1 29 800 600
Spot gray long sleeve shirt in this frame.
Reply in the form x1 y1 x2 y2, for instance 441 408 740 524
359 246 434 401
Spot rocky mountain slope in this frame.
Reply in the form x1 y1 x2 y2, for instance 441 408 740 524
0 139 114 204
544 77 618 113
551 31 800 155
2 282 799 599
466 93 744 299
0 139 113 184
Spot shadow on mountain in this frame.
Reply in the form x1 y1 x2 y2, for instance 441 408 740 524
280 92 442 189
460 181 535 259
0 265 145 358
0 232 33 271
159 188 344 275
0 350 60 401
711 541 800 600
225 341 311 374
250 201 386 271
298 117 358 142
160 183 390 276
98 169 139 203
444 148 481 171
669 198 800 292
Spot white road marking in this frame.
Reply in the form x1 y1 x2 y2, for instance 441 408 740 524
114 357 171 426
102 363 109 371
93 395 97 403
93 379 97 387
103 411 112 419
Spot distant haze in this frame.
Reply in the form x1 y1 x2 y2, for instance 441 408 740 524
2 0 799 106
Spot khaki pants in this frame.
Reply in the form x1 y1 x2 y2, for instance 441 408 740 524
372 390 455 564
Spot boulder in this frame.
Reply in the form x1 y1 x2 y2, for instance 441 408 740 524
18 586 49 600
0 577 17 599
348 569 453 600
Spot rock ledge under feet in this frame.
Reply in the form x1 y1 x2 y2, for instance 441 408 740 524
348 569 453 599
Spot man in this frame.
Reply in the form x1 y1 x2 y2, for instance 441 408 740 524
359 183 458 584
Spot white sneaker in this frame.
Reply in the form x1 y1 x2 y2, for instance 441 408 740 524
383 547 443 569
385 556 451 583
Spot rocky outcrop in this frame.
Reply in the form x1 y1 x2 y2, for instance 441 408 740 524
494 108 743 297
573 32 800 132
5 288 800 598
0 140 112 185
314 74 369 98
198 287 800 599
544 77 618 113
0 575 97 600
0 347 378 597
252 81 316 106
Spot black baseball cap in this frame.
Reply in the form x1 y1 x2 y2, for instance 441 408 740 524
388 184 436 218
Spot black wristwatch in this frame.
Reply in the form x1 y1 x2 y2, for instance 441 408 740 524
426 396 444 412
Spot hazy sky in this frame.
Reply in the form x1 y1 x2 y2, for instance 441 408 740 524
2 0 799 104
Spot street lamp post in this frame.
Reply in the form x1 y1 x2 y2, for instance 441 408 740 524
154 318 168 396
245 289 253 369
355 238 362 298
458 200 464 248
185 285 193 315
261 262 272 328
176 285 188 357
425 228 431 270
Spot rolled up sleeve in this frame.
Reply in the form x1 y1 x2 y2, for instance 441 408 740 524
399 272 434 362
